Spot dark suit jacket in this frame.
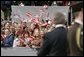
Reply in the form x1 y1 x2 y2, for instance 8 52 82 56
2 33 14 47
68 22 83 56
38 27 68 56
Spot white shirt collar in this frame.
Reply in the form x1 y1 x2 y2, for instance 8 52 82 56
55 24 66 28
75 19 83 25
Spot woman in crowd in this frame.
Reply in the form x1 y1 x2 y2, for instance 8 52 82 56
13 33 25 47
31 24 42 48
4 22 10 29
24 32 33 47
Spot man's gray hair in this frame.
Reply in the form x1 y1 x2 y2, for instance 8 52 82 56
53 12 66 24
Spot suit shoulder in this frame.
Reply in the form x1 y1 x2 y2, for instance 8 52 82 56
45 30 55 38
46 29 55 34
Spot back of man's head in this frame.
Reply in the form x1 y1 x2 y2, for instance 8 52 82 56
72 1 83 20
53 12 66 25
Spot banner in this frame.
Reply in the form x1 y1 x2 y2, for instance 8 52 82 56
11 6 69 24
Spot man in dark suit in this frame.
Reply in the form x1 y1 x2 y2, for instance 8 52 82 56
68 2 83 56
38 12 68 56
1 29 15 47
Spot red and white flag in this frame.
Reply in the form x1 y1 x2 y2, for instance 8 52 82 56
26 12 32 18
26 12 33 22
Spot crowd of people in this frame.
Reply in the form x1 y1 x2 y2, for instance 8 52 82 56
1 1 83 56
1 17 54 48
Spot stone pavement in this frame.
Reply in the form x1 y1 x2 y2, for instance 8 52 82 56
1 47 38 56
